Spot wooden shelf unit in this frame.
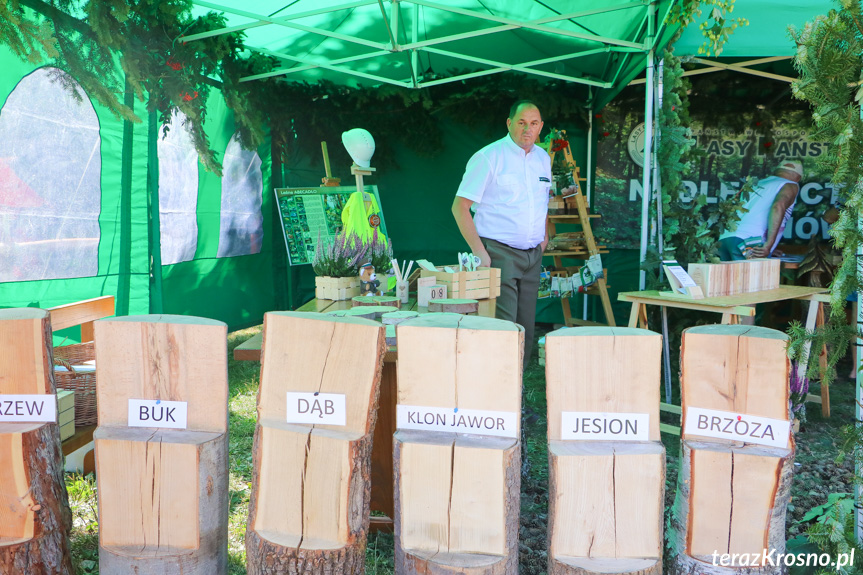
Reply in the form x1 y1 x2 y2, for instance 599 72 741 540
545 146 615 327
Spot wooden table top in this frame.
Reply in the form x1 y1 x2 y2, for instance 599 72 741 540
618 286 830 315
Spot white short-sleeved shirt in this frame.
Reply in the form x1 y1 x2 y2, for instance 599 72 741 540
456 135 552 250
720 175 799 251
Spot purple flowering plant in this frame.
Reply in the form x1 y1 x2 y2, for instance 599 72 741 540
312 230 369 277
789 360 809 418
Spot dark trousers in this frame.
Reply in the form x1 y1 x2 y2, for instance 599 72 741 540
481 237 543 372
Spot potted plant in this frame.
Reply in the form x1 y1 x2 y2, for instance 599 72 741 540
312 232 367 300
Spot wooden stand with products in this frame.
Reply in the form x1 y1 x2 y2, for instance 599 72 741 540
544 143 615 327
668 325 793 575
93 315 229 575
545 327 664 575
394 314 523 575
0 308 73 575
245 312 386 575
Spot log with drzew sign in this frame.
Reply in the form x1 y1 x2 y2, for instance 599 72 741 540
0 308 73 573
245 312 385 575
669 325 794 575
393 314 523 575
545 326 665 575
93 315 230 575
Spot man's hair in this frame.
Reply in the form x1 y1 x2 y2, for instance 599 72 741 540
509 100 539 120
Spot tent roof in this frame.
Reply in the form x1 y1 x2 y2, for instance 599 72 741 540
188 0 680 109
675 0 827 57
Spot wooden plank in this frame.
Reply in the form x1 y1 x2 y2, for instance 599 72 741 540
613 443 664 558
397 432 453 553
688 448 732 556
48 295 115 333
252 425 307 548
0 308 52 396
729 452 781 556
61 424 96 456
94 316 228 433
546 327 661 441
233 331 263 361
618 286 828 308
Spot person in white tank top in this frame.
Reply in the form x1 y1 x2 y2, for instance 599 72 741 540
718 160 803 261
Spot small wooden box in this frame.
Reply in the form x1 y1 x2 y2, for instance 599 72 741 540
58 389 75 441
315 276 361 301
419 267 501 300
418 283 447 307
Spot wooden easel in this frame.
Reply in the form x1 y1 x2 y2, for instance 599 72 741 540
351 163 375 210
546 141 616 327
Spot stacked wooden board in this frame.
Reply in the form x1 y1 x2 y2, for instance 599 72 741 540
394 314 523 574
246 312 386 574
58 389 75 441
669 325 793 575
545 327 664 575
687 259 780 298
419 267 502 300
0 308 73 573
93 315 229 574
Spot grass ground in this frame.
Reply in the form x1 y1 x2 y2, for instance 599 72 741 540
66 322 857 574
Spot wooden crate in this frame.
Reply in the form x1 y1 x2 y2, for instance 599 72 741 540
419 266 501 300
314 276 361 301
58 389 75 441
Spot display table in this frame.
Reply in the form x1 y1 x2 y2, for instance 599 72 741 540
619 286 832 416
233 295 498 532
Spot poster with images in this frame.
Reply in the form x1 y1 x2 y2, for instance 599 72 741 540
275 185 387 266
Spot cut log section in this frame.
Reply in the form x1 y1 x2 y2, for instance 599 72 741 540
247 312 385 575
427 298 479 315
381 310 420 325
681 325 790 427
545 327 662 441
548 441 664 575
669 440 793 575
352 295 401 308
0 308 73 574
393 314 523 575
394 431 519 575
93 315 229 574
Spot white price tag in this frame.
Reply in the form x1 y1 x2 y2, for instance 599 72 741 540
684 407 790 448
0 394 56 423
561 411 649 441
128 399 188 429
397 405 518 438
286 392 346 426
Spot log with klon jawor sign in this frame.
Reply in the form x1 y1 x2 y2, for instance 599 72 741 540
246 312 385 575
0 308 73 574
93 315 229 575
669 324 793 575
394 313 523 574
545 326 665 575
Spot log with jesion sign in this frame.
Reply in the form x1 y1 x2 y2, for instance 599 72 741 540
545 326 665 575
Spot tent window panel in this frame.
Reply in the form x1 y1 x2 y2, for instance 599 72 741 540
217 134 263 258
0 67 101 282
158 111 199 265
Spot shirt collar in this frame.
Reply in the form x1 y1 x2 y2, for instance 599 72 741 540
502 134 536 156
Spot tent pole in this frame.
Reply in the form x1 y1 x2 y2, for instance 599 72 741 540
639 3 656 291
856 102 863 544
147 110 164 314
585 104 593 322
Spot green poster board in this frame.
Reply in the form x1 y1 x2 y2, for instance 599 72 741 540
274 185 387 266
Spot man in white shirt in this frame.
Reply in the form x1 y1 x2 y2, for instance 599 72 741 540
451 100 552 370
719 160 803 260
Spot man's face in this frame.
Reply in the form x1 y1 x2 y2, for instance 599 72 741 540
507 105 543 152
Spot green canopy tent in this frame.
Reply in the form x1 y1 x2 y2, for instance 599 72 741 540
0 0 680 334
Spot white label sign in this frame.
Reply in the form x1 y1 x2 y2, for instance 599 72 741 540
684 407 790 448
128 399 188 429
0 394 56 422
561 411 649 441
397 405 518 438
663 261 698 291
286 392 346 426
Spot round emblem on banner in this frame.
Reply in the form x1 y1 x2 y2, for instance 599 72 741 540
368 214 381 228
627 123 646 168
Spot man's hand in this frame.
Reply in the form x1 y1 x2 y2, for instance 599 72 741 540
541 238 549 253
750 244 771 258
476 246 492 268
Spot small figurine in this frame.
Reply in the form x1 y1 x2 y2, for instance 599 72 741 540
359 263 382 296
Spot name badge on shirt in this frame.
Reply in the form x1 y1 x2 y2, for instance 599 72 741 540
539 176 550 182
